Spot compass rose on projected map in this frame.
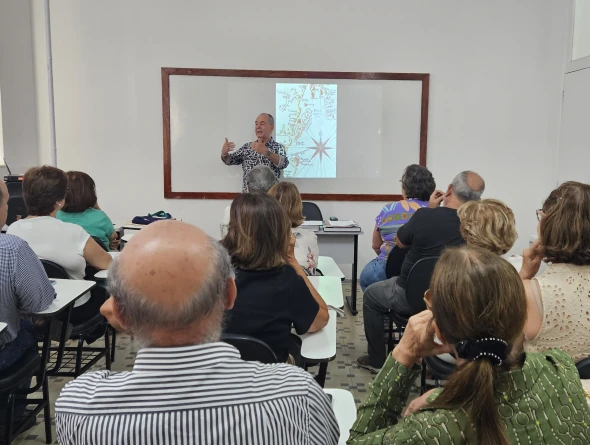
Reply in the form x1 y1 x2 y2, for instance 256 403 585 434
303 130 335 162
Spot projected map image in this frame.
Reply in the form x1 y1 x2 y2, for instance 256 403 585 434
276 83 337 178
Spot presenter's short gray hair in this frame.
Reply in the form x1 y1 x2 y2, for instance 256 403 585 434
452 171 485 202
246 165 278 193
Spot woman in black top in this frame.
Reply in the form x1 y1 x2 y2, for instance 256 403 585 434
221 192 329 364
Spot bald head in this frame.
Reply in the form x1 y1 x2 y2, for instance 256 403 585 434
451 171 485 203
107 220 234 346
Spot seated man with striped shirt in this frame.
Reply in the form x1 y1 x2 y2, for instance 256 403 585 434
55 220 339 445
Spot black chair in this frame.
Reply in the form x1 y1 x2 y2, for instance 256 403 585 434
385 247 407 279
221 334 278 364
0 349 51 444
405 256 440 314
302 202 323 221
40 260 112 377
91 236 108 252
386 311 409 352
41 260 69 280
576 357 590 379
421 355 456 394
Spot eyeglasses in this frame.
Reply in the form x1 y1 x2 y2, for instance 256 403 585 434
536 209 544 221
423 289 432 310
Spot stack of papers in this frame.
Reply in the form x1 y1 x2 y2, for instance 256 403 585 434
301 220 323 231
324 220 361 232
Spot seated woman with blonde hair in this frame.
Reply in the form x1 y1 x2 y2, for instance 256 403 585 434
221 193 329 365
520 181 590 362
458 198 517 255
348 246 590 444
269 181 319 275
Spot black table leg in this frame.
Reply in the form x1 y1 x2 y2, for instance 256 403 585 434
346 234 359 315
315 363 328 388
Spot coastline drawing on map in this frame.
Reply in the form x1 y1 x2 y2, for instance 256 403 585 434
276 83 337 178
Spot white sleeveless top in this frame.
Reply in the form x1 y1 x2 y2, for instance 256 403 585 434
525 263 590 362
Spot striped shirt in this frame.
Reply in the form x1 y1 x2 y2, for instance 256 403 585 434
55 342 340 445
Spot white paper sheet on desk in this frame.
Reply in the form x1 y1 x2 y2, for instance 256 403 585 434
302 221 323 226
326 220 358 227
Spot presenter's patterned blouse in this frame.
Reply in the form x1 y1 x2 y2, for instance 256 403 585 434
224 137 289 192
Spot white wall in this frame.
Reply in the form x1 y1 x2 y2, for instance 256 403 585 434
0 0 39 174
27 0 570 276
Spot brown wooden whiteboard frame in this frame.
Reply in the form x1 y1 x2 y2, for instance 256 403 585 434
162 68 430 201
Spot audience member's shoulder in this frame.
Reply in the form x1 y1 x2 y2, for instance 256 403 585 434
55 370 117 411
539 348 578 370
0 233 31 251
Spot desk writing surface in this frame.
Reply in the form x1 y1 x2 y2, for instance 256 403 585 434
308 276 344 308
95 252 120 279
324 389 356 445
317 229 363 236
300 309 336 361
35 279 96 315
0 322 7 333
317 256 345 279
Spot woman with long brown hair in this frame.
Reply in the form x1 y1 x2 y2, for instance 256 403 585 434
348 246 590 444
221 192 329 365
520 181 590 361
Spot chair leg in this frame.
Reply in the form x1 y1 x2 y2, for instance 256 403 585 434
104 329 112 371
42 375 52 444
75 337 84 376
110 328 116 363
5 392 16 443
387 314 394 352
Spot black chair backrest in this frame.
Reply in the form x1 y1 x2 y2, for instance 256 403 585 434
41 259 70 279
302 202 323 221
576 357 590 379
405 256 439 315
221 334 278 364
91 236 108 252
385 247 407 279
5 180 27 225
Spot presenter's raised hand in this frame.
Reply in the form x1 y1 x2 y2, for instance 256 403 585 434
222 137 235 156
250 141 268 155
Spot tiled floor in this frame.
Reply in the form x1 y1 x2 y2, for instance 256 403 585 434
11 283 408 444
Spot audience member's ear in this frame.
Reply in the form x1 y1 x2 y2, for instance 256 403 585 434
445 184 452 197
100 296 130 333
225 278 237 310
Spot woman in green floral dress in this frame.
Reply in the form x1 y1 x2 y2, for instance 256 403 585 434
349 246 590 445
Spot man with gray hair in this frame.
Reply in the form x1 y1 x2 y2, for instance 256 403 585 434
55 220 339 444
221 113 289 193
220 164 278 237
357 171 485 374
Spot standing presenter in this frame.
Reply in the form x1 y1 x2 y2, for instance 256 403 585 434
221 113 289 192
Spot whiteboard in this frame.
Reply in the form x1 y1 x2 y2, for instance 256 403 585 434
164 69 428 199
558 68 590 184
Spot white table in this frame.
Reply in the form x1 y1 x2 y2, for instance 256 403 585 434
317 256 345 279
94 252 120 279
324 389 356 445
121 233 135 242
316 229 363 315
34 279 97 375
0 322 7 333
300 309 337 387
308 276 344 308
35 279 96 315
